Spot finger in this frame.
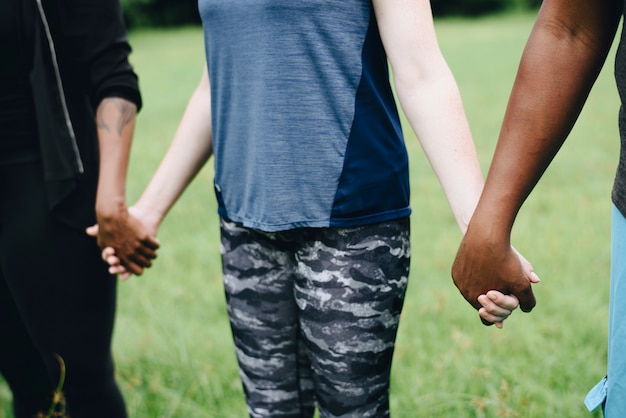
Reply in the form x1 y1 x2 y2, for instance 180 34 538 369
119 257 145 276
478 294 514 317
86 224 99 237
119 271 132 281
513 247 541 284
102 247 116 261
479 307 510 325
102 248 121 267
134 245 158 260
485 290 519 311
127 253 154 269
517 285 537 313
122 240 159 262
105 255 121 266
528 271 541 283
108 264 126 275
140 236 160 250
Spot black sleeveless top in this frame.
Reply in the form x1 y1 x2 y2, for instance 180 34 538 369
0 0 40 165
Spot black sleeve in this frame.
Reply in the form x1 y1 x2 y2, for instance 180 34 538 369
56 0 142 111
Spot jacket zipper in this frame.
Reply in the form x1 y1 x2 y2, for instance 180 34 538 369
34 0 84 174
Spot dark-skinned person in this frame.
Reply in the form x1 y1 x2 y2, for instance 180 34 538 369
451 0 626 416
0 0 157 416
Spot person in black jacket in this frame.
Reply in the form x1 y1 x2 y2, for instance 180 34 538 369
0 0 158 416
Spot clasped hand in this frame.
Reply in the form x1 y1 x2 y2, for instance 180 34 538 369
452 228 540 327
86 206 160 280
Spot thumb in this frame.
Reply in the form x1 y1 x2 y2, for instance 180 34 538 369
86 224 99 237
528 271 541 284
512 247 541 284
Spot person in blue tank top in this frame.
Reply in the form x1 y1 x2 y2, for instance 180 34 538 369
451 0 626 416
94 0 539 416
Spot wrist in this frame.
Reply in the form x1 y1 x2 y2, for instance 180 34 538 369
465 209 513 247
95 195 127 221
131 199 165 229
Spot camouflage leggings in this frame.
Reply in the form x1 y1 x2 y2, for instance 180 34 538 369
219 217 411 418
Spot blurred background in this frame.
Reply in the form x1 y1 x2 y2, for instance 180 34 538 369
118 0 542 28
2 2 620 417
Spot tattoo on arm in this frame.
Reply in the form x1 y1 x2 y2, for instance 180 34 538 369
96 97 137 136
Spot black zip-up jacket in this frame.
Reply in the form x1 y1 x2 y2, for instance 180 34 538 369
25 0 142 229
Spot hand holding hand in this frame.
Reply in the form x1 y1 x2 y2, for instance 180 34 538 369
86 205 160 279
452 228 539 326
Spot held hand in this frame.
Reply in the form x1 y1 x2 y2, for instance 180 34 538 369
100 247 132 280
477 291 519 329
86 205 160 278
451 230 537 325
475 249 540 328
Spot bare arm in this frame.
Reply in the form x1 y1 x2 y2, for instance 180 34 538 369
478 0 620 235
373 0 483 234
373 0 529 326
131 65 214 228
452 0 621 313
94 97 160 275
96 65 214 279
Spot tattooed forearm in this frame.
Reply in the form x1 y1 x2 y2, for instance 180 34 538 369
96 98 137 136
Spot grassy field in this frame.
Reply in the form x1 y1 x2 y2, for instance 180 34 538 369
1 11 621 417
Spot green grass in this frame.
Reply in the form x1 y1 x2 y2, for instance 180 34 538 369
1 12 620 417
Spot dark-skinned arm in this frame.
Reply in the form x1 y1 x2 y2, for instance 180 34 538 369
96 66 213 279
452 0 622 317
93 97 160 276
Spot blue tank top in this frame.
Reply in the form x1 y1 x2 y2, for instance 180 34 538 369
199 0 411 231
